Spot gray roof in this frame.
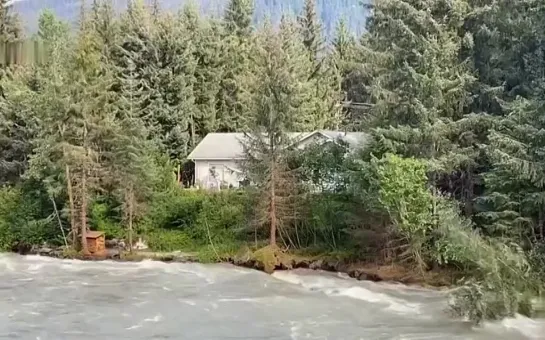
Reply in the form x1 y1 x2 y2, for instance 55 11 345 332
187 130 368 160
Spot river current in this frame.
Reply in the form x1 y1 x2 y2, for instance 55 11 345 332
0 254 543 340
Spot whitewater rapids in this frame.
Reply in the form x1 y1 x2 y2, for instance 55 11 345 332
0 254 543 339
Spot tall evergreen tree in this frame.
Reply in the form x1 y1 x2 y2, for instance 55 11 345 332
297 0 342 129
475 0 545 242
241 20 317 245
180 4 223 139
298 0 323 61
224 0 254 38
0 0 25 184
361 0 475 207
108 60 156 251
216 0 255 132
30 6 115 253
150 13 197 174
481 97 545 242
331 17 362 129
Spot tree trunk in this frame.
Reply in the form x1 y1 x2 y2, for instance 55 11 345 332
270 177 277 246
128 187 134 253
80 169 88 255
66 165 77 247
190 112 196 148
269 160 277 246
176 163 181 184
464 168 474 217
539 208 544 242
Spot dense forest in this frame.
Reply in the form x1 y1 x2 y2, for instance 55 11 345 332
1 0 545 324
13 0 368 37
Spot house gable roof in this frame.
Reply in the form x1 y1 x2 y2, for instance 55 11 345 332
187 131 368 160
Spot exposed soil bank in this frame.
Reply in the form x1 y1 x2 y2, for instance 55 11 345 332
23 245 455 289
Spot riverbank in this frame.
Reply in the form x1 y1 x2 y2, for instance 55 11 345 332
24 244 457 289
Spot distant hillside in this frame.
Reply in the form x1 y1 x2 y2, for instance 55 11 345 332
12 0 368 38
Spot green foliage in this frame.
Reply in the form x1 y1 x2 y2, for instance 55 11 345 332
197 241 242 263
89 200 123 239
140 187 249 246
374 155 433 237
355 154 434 267
0 185 59 250
436 199 542 323
146 230 192 252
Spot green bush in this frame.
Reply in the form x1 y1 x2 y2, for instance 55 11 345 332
435 198 542 323
197 241 243 263
146 230 193 252
139 187 205 232
191 190 249 244
0 185 59 250
140 188 250 245
362 154 434 267
90 200 124 239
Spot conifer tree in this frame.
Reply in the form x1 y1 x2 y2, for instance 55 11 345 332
241 20 316 245
481 97 545 242
150 12 197 175
108 60 156 251
361 0 475 204
0 0 25 184
224 0 254 38
476 0 545 241
180 4 223 139
298 0 323 62
30 4 115 253
331 17 361 129
297 0 342 129
216 0 255 132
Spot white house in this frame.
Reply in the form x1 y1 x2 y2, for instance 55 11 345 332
187 130 368 189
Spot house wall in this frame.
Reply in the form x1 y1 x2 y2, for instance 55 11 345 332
192 134 332 190
194 159 243 189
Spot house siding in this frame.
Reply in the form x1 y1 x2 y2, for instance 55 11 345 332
194 159 243 188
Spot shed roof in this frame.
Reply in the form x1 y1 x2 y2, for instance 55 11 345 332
187 131 368 160
86 231 105 239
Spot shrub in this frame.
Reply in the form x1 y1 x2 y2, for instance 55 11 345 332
360 154 435 267
90 200 124 239
191 190 249 244
139 187 205 232
436 199 542 323
0 185 59 250
197 241 243 263
140 188 250 245
145 230 192 252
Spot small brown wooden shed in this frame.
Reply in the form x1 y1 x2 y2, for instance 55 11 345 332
86 231 106 256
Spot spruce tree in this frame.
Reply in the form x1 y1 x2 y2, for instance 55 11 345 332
476 0 545 242
361 0 475 207
241 20 315 245
216 0 255 132
224 0 254 38
298 0 323 62
108 60 156 251
150 12 197 174
481 97 545 242
331 17 360 129
297 0 342 129
30 5 115 253
0 0 25 184
180 4 223 139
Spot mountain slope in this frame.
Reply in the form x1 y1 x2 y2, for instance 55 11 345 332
12 0 368 38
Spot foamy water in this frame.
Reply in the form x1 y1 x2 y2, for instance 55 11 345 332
0 254 543 339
